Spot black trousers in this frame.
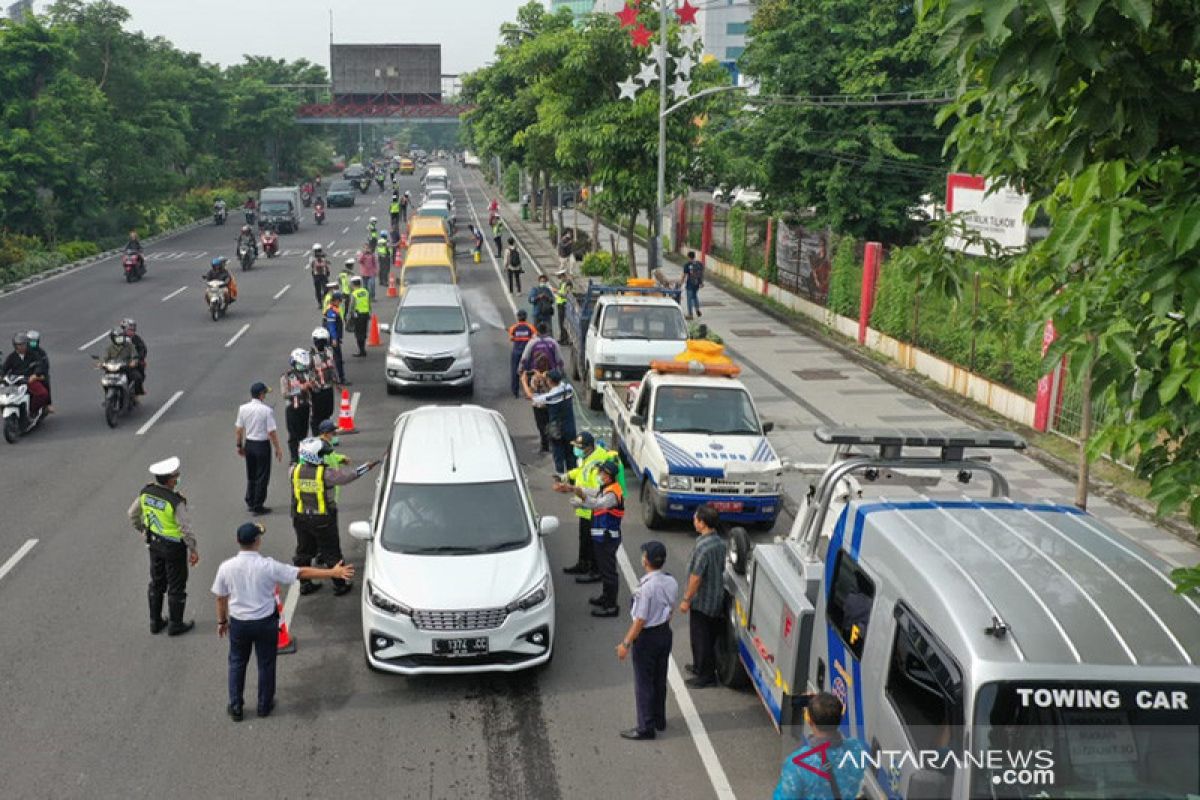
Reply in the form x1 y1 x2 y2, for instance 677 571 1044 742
494 236 502 257
576 516 596 569
632 623 672 734
285 403 310 463
309 387 334 435
506 269 522 294
353 315 369 355
593 534 620 608
689 609 722 682
293 512 347 586
311 274 327 306
244 440 272 511
533 406 549 450
228 614 278 712
148 538 188 601
331 343 346 383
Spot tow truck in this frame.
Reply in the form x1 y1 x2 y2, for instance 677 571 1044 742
719 427 1200 799
560 279 687 410
603 343 782 530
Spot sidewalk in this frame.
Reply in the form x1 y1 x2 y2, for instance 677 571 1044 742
479 175 1197 568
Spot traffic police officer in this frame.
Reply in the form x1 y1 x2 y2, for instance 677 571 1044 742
616 540 677 740
376 234 392 290
389 192 402 227
566 459 624 617
349 275 371 357
280 348 313 463
556 431 611 581
553 276 572 343
290 438 380 596
308 327 337 431
338 259 355 296
128 457 198 636
507 310 536 397
323 293 347 385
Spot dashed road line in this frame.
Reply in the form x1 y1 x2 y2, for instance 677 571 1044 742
341 226 350 234
135 390 184 436
0 539 37 585
350 391 361 420
224 323 250 348
161 286 188 302
273 284 291 300
460 178 518 317
326 240 337 250
78 331 109 352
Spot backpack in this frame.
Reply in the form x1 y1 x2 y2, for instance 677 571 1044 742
686 261 704 288
528 337 557 371
508 249 522 270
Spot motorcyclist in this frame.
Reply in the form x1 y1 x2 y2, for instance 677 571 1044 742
121 318 148 397
366 216 379 244
2 332 50 417
280 348 314 463
25 330 51 409
203 256 238 302
260 223 279 256
308 327 337 432
306 244 331 308
101 327 140 404
124 230 145 271
236 225 259 262
313 194 326 219
213 198 227 221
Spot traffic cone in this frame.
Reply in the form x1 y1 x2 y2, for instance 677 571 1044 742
387 271 399 298
367 313 382 347
275 587 296 654
337 388 356 432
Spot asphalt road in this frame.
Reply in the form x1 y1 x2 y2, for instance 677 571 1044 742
0 168 794 799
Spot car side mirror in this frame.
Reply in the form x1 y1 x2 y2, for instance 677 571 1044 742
379 323 390 333
349 521 372 541
761 421 775 433
470 322 481 334
538 516 559 536
630 414 646 429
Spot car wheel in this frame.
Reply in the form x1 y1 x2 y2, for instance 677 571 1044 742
728 526 753 576
640 481 665 530
586 369 602 411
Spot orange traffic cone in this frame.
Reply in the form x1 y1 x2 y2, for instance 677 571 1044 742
367 313 382 347
275 587 296 654
337 388 356 432
387 271 399 298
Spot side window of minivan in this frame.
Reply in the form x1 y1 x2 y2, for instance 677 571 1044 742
826 551 874 659
886 603 964 754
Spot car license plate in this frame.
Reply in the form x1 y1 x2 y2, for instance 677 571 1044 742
433 637 488 657
418 374 440 382
711 501 743 513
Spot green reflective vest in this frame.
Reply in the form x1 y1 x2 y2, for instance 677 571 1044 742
138 484 183 541
351 287 370 315
390 200 401 215
292 464 328 515
567 446 614 520
376 241 390 260
338 272 352 295
554 285 570 306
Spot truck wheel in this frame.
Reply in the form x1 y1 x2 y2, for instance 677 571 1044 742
568 345 581 381
640 481 665 530
715 607 751 690
586 370 602 411
728 526 753 576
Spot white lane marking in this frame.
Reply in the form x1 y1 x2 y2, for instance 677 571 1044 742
161 286 188 302
461 179 519 317
327 240 337 250
341 226 350 234
224 323 250 348
135 390 184 436
78 331 109 352
273 284 291 300
350 391 361 420
616 545 737 800
0 539 37 584
354 216 361 222
282 580 300 629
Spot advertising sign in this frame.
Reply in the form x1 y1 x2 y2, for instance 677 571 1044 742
945 173 1030 255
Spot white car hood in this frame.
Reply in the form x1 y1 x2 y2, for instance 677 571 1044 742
389 332 467 357
372 542 543 610
654 432 780 477
595 338 687 365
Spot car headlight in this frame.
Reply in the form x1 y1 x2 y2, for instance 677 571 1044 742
456 346 473 360
666 475 692 491
366 580 412 616
506 576 550 613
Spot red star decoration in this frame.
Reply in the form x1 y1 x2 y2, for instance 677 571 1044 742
675 0 699 25
616 2 639 29
629 22 653 47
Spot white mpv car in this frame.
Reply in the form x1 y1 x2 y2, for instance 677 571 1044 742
351 405 558 674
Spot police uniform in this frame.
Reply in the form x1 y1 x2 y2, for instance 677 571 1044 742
624 541 678 739
323 303 347 384
290 447 371 595
350 280 371 356
389 196 401 226
376 238 392 287
554 282 571 343
127 457 197 636
578 467 624 615
308 346 336 434
564 434 612 579
507 317 535 397
280 368 312 463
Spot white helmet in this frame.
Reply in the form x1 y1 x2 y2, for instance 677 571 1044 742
311 327 330 343
312 243 323 251
290 348 312 370
298 437 324 465
369 216 377 224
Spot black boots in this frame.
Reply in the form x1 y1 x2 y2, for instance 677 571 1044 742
167 596 195 636
149 590 167 635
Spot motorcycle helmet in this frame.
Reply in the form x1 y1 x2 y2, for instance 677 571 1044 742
369 216 377 224
211 257 227 269
26 330 40 348
290 348 312 371
121 317 137 334
298 437 324 465
109 327 126 345
312 243 323 252
311 327 331 345
241 225 251 234
12 332 29 347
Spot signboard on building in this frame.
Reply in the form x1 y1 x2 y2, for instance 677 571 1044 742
945 173 1030 255
330 44 441 98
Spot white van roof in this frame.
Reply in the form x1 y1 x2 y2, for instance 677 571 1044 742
849 498 1200 668
390 405 515 485
399 284 461 308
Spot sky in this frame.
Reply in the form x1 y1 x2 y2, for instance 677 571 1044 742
33 0 530 74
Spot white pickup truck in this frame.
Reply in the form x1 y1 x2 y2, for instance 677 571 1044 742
603 361 783 530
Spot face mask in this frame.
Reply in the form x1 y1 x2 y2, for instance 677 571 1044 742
572 447 584 458
330 436 340 447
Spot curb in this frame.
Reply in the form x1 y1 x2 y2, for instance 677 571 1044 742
0 216 210 297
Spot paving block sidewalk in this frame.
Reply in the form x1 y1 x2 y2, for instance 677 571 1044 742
478 177 1197 568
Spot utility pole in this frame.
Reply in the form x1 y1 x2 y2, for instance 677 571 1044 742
651 0 669 273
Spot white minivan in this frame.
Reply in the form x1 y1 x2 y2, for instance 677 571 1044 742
350 405 559 675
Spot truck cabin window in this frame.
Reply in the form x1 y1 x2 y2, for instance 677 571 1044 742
653 386 760 435
826 552 875 659
601 305 686 340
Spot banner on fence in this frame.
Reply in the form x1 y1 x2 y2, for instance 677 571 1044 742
776 220 832 305
945 173 1030 256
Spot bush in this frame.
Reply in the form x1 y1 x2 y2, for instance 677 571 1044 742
729 207 747 269
56 240 100 262
827 235 862 319
581 251 630 279
0 251 67 286
503 163 520 202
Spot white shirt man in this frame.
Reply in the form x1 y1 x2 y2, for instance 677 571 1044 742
235 382 283 515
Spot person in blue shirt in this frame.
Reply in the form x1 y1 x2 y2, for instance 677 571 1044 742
323 294 347 385
774 692 867 800
682 250 704 320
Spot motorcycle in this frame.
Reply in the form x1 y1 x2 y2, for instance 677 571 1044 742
0 374 45 444
95 357 133 429
214 206 227 225
123 252 146 282
238 244 256 271
244 208 257 227
357 178 370 195
261 229 279 258
301 189 313 208
375 175 385 192
314 204 326 225
205 279 230 321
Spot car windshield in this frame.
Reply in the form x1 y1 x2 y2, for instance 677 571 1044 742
394 304 463 334
600 304 687 340
403 267 452 286
381 481 530 554
261 200 290 213
654 386 761 434
971 681 1199 799
410 235 447 246
419 207 449 219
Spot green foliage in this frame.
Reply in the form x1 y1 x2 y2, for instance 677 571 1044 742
1172 566 1200 596
728 207 747 269
55 240 99 261
0 250 67 286
581 251 630 279
826 235 862 318
503 163 520 201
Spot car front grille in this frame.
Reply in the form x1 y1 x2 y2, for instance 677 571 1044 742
412 607 509 632
691 477 761 495
402 355 455 373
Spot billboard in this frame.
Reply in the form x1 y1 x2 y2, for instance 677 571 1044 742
945 173 1030 256
331 44 441 97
